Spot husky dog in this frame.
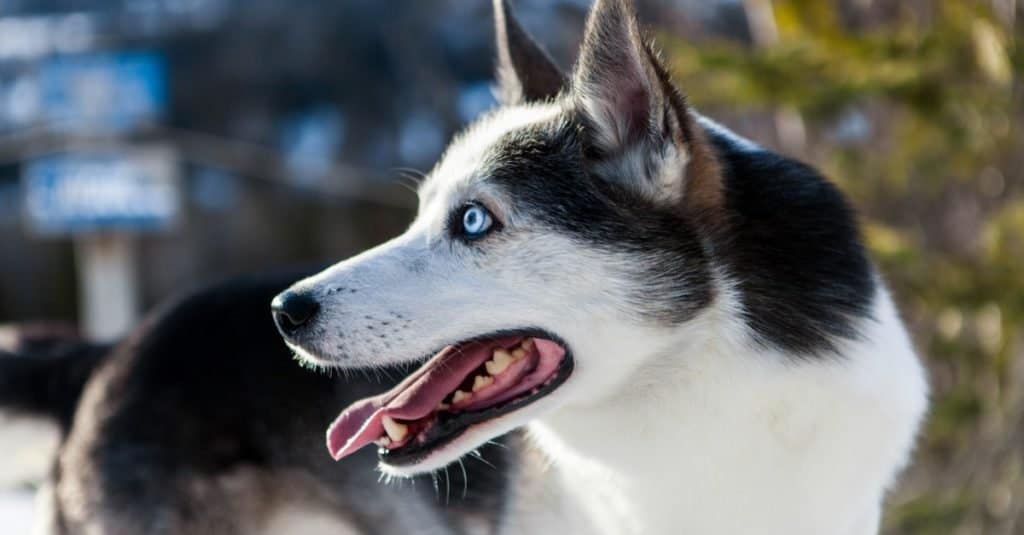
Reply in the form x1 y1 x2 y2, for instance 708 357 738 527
273 0 929 533
0 273 511 535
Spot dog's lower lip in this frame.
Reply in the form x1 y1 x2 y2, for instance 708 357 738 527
325 329 573 463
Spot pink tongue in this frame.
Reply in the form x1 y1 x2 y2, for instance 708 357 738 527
326 338 517 460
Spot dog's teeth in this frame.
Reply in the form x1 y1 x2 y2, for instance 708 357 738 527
512 348 527 360
473 375 494 392
521 338 535 350
452 390 471 404
376 436 392 447
495 350 513 364
485 354 512 375
382 415 408 442
437 402 450 411
489 348 516 371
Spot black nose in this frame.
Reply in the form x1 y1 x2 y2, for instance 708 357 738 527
271 291 320 335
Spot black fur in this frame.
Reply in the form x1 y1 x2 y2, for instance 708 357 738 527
485 116 716 325
478 0 875 356
481 114 875 354
708 134 876 355
481 0 718 325
4 272 511 534
0 334 108 429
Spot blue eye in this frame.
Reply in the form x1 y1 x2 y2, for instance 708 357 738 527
460 203 494 238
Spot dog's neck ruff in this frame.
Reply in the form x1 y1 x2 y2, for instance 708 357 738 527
505 288 927 535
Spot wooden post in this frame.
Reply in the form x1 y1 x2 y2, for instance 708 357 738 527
73 233 138 341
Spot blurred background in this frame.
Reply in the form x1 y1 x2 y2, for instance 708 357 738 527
0 0 1019 533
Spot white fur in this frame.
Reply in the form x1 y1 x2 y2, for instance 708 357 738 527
419 103 562 209
286 106 929 534
504 286 927 534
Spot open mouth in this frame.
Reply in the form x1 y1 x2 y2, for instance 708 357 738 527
326 330 573 466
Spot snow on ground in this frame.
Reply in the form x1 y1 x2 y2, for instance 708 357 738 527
0 413 59 533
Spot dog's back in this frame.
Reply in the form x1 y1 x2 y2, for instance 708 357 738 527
1 272 511 534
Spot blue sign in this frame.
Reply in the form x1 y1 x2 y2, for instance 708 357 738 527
23 149 180 235
38 52 166 132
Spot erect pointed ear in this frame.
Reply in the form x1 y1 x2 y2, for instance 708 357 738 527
570 0 720 208
572 0 675 153
493 0 565 104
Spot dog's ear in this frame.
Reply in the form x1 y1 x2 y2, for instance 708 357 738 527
570 0 720 208
493 0 564 105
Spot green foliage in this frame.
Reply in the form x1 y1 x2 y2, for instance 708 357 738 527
884 492 973 534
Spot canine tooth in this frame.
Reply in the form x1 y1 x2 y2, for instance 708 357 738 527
473 375 494 392
452 390 471 404
382 415 408 442
512 348 527 359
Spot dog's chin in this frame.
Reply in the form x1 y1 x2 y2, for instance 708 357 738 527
285 342 340 370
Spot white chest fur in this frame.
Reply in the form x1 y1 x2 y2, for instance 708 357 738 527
504 291 928 535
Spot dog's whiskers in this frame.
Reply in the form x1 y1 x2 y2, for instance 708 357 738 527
443 465 451 505
391 167 426 195
469 449 497 469
457 458 469 500
484 439 509 451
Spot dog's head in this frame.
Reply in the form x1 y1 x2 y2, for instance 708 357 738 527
274 0 724 475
